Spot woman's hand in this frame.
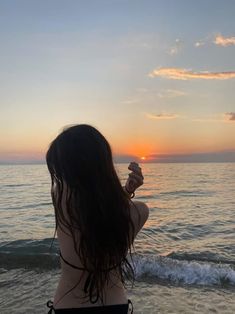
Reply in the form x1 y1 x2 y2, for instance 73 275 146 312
124 161 144 195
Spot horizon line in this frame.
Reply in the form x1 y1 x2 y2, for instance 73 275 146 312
1 161 235 165
1 150 235 165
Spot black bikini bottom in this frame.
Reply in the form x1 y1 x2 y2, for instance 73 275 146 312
47 300 133 314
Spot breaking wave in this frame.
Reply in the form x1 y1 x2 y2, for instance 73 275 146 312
0 239 235 288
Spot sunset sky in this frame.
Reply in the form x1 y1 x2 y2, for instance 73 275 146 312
1 0 235 163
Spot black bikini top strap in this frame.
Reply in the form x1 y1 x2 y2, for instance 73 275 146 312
59 251 119 272
46 300 55 314
59 251 86 271
128 299 134 314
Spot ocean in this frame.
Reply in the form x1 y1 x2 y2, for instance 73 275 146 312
0 163 235 313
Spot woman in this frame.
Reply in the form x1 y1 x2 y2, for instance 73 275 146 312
46 124 149 313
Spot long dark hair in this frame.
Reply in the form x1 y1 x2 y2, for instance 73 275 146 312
46 124 135 303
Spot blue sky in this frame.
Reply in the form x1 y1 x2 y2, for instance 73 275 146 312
0 0 235 162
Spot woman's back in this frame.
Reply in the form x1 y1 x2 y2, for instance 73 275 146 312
53 200 149 309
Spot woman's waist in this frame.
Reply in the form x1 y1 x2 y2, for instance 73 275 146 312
54 274 127 308
58 270 125 290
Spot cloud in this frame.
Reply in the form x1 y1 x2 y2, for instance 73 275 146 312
168 38 183 55
146 113 178 120
194 34 212 48
121 99 139 104
195 41 205 47
158 89 187 98
224 112 235 121
146 151 235 163
194 34 235 48
214 34 235 46
149 67 235 80
192 113 235 123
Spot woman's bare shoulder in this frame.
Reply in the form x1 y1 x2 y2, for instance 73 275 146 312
129 200 149 238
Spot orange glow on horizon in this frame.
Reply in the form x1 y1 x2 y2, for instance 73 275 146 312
121 140 157 160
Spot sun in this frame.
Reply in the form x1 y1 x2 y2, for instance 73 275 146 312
140 156 146 160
